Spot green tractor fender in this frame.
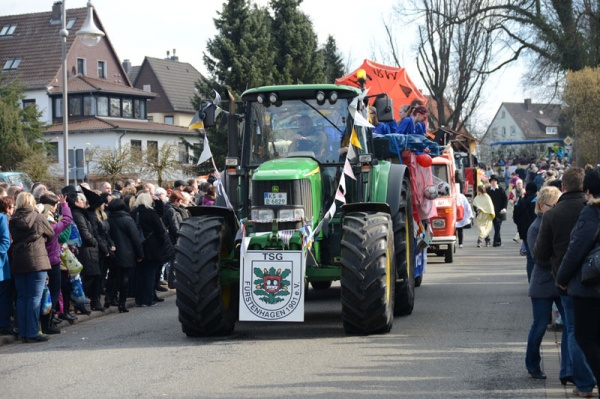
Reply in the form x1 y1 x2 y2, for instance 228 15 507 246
187 205 239 232
384 163 410 219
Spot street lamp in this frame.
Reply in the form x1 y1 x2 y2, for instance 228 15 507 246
84 146 92 183
61 0 104 186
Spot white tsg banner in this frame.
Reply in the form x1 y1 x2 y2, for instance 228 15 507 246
240 250 306 322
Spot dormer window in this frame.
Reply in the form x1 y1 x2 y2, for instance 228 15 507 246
3 58 21 71
0 24 17 36
66 19 76 30
546 126 558 135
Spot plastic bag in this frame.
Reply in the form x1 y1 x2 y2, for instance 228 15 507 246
67 221 82 247
40 282 52 316
61 247 83 275
70 274 86 305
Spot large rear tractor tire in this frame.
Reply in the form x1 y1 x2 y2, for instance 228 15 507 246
174 216 238 337
340 212 395 335
393 175 416 316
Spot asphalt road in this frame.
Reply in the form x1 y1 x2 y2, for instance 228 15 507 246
0 222 549 399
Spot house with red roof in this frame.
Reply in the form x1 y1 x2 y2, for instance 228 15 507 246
0 2 199 183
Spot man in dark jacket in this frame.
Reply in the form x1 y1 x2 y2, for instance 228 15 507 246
513 182 538 281
534 167 595 393
486 175 508 247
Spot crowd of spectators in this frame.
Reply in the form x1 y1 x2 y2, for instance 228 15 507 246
0 175 217 343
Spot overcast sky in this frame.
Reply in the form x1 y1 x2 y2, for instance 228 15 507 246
3 0 527 130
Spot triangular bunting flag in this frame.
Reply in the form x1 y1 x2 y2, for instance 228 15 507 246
343 158 356 180
212 89 221 106
188 111 204 131
197 134 213 165
350 128 362 149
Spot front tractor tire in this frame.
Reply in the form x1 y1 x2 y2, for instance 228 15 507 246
174 216 238 337
340 212 395 335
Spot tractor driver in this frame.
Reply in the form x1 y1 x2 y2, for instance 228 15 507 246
288 115 328 158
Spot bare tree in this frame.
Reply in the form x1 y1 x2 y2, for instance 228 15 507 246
137 142 181 188
391 0 497 132
92 145 135 186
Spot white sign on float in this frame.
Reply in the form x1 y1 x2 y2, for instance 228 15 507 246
240 250 305 322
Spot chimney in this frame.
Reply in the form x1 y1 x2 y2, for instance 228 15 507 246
524 98 532 111
122 59 132 74
166 50 170 59
171 48 179 62
50 1 62 25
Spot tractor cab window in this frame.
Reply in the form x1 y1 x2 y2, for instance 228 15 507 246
247 99 351 166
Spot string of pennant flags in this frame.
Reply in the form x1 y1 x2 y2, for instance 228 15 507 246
190 89 375 252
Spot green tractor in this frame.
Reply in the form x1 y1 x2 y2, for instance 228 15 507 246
175 83 416 336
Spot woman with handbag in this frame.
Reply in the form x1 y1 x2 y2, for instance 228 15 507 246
9 192 54 343
38 192 73 334
557 167 600 395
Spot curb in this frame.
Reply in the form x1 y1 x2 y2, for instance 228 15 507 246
0 289 176 347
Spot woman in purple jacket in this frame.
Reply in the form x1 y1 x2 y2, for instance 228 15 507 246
39 192 73 334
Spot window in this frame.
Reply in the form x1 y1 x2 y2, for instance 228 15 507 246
97 61 106 79
47 142 59 162
502 127 506 136
143 84 151 92
3 58 21 71
147 141 158 162
122 99 132 118
97 97 108 116
133 99 147 119
83 96 95 116
179 142 189 164
130 140 142 153
22 99 35 109
164 115 174 125
0 24 17 36
546 126 558 135
55 98 63 118
66 19 76 30
69 96 82 116
77 58 86 75
501 111 505 119
510 126 516 136
110 98 120 117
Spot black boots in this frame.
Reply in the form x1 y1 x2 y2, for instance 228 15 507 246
41 311 61 335
118 305 129 313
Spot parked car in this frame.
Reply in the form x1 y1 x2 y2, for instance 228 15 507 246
0 172 33 191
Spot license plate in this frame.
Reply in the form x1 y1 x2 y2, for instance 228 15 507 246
264 192 287 205
438 245 448 250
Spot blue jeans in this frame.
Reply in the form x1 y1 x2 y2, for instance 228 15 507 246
562 296 596 391
526 297 568 376
14 271 47 339
0 278 12 328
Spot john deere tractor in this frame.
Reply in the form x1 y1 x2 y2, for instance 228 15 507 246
175 83 416 337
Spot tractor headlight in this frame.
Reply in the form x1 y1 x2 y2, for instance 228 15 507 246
251 208 274 222
278 208 304 221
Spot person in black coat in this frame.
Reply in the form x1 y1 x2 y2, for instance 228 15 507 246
81 186 115 310
513 182 539 281
106 199 143 312
534 167 595 394
557 167 600 393
130 193 166 307
163 191 187 288
66 191 99 315
486 175 508 247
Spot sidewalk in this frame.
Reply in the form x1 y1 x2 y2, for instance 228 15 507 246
543 327 571 398
0 289 176 347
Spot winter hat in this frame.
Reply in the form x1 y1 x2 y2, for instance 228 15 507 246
80 185 104 209
525 182 538 195
61 185 77 195
489 175 499 182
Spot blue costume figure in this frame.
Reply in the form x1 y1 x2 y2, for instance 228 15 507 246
397 116 415 135
412 106 428 135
